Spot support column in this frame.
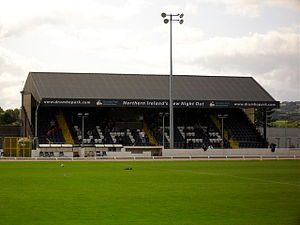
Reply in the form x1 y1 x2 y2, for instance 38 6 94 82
184 110 187 149
263 108 267 147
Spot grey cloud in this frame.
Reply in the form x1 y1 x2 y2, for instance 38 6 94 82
197 53 298 75
0 15 64 39
184 51 299 101
0 47 42 109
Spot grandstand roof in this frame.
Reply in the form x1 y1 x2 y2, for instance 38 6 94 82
23 72 278 108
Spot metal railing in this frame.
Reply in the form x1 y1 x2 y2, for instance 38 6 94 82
0 154 299 161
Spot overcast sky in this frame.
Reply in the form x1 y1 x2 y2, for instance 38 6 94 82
0 0 299 109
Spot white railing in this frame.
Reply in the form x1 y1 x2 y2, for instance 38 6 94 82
0 154 299 161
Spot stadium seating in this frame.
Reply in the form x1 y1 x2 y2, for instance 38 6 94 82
152 118 224 149
36 108 265 149
222 109 265 148
72 124 150 146
38 109 65 144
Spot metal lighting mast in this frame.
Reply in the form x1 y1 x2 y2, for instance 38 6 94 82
218 114 228 150
161 12 184 149
77 112 89 147
159 112 169 148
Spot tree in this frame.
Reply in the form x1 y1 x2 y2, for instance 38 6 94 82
0 108 20 125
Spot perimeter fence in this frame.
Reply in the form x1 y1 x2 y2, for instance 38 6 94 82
0 154 299 161
3 137 32 157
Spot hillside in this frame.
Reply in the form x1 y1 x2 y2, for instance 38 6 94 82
272 101 300 121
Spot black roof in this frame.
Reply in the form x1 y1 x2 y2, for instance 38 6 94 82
23 72 277 103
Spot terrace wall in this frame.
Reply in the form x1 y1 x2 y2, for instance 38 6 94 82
163 148 300 156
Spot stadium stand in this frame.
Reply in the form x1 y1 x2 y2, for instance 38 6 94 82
224 109 266 148
22 72 279 150
38 109 65 144
37 108 240 149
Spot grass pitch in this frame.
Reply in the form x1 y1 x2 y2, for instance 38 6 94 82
0 160 299 225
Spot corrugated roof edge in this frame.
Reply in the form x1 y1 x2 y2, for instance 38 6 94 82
25 72 278 104
250 76 276 101
28 71 254 79
23 72 42 102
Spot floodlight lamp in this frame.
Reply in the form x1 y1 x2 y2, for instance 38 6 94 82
161 12 166 18
164 18 169 24
180 13 184 18
77 113 83 116
179 19 184 24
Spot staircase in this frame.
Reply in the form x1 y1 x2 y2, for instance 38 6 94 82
56 112 74 145
143 123 158 146
210 115 239 149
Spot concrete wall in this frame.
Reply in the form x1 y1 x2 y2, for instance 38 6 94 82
32 149 73 157
32 146 300 158
259 127 300 148
163 148 300 156
35 146 154 158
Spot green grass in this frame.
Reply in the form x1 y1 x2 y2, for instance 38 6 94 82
270 120 300 127
0 160 299 225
